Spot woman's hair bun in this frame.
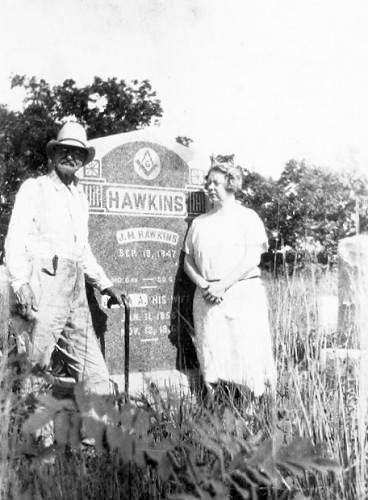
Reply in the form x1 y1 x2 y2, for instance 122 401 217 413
207 154 243 193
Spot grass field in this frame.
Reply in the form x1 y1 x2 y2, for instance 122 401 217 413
0 268 365 499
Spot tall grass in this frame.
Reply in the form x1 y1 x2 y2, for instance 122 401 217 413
0 268 365 499
266 267 363 499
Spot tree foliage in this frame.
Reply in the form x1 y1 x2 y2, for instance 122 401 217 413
0 75 163 201
241 159 368 269
176 136 193 147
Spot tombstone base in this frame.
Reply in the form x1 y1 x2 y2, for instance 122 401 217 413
110 369 197 398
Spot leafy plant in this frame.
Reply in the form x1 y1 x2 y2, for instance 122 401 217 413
17 380 340 500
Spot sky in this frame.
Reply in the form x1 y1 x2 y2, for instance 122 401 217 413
1 0 368 178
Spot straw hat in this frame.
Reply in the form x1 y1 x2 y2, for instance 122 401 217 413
46 122 95 165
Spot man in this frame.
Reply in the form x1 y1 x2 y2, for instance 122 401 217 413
5 121 123 394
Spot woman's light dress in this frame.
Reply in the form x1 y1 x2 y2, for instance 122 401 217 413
184 202 276 396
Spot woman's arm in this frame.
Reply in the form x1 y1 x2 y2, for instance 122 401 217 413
183 221 221 304
185 253 223 305
184 254 224 305
205 244 263 300
222 243 262 290
184 253 209 290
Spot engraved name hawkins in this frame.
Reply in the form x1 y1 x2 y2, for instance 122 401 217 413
106 186 186 216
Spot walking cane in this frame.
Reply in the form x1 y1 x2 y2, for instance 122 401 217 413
107 294 130 400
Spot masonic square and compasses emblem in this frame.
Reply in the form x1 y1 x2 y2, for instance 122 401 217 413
133 147 161 181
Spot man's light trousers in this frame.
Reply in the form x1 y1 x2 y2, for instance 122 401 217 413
26 256 110 394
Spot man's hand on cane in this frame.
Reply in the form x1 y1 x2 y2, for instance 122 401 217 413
102 286 127 307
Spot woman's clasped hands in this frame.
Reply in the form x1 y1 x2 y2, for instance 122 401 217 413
201 281 226 305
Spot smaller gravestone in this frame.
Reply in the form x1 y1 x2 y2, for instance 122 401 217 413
337 234 368 346
337 235 368 428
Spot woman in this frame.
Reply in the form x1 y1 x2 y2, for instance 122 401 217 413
184 158 276 397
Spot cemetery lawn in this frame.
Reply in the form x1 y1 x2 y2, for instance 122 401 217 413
0 269 363 499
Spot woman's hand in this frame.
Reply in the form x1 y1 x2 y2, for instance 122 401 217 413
202 281 226 305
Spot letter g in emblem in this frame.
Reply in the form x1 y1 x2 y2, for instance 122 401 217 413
134 147 161 180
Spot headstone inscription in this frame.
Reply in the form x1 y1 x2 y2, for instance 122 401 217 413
79 131 206 389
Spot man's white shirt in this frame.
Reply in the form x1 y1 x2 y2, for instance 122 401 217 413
5 170 112 292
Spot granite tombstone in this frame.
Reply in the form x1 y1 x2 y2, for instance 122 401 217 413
79 130 206 392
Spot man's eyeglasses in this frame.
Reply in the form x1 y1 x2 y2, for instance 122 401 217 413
55 146 86 162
